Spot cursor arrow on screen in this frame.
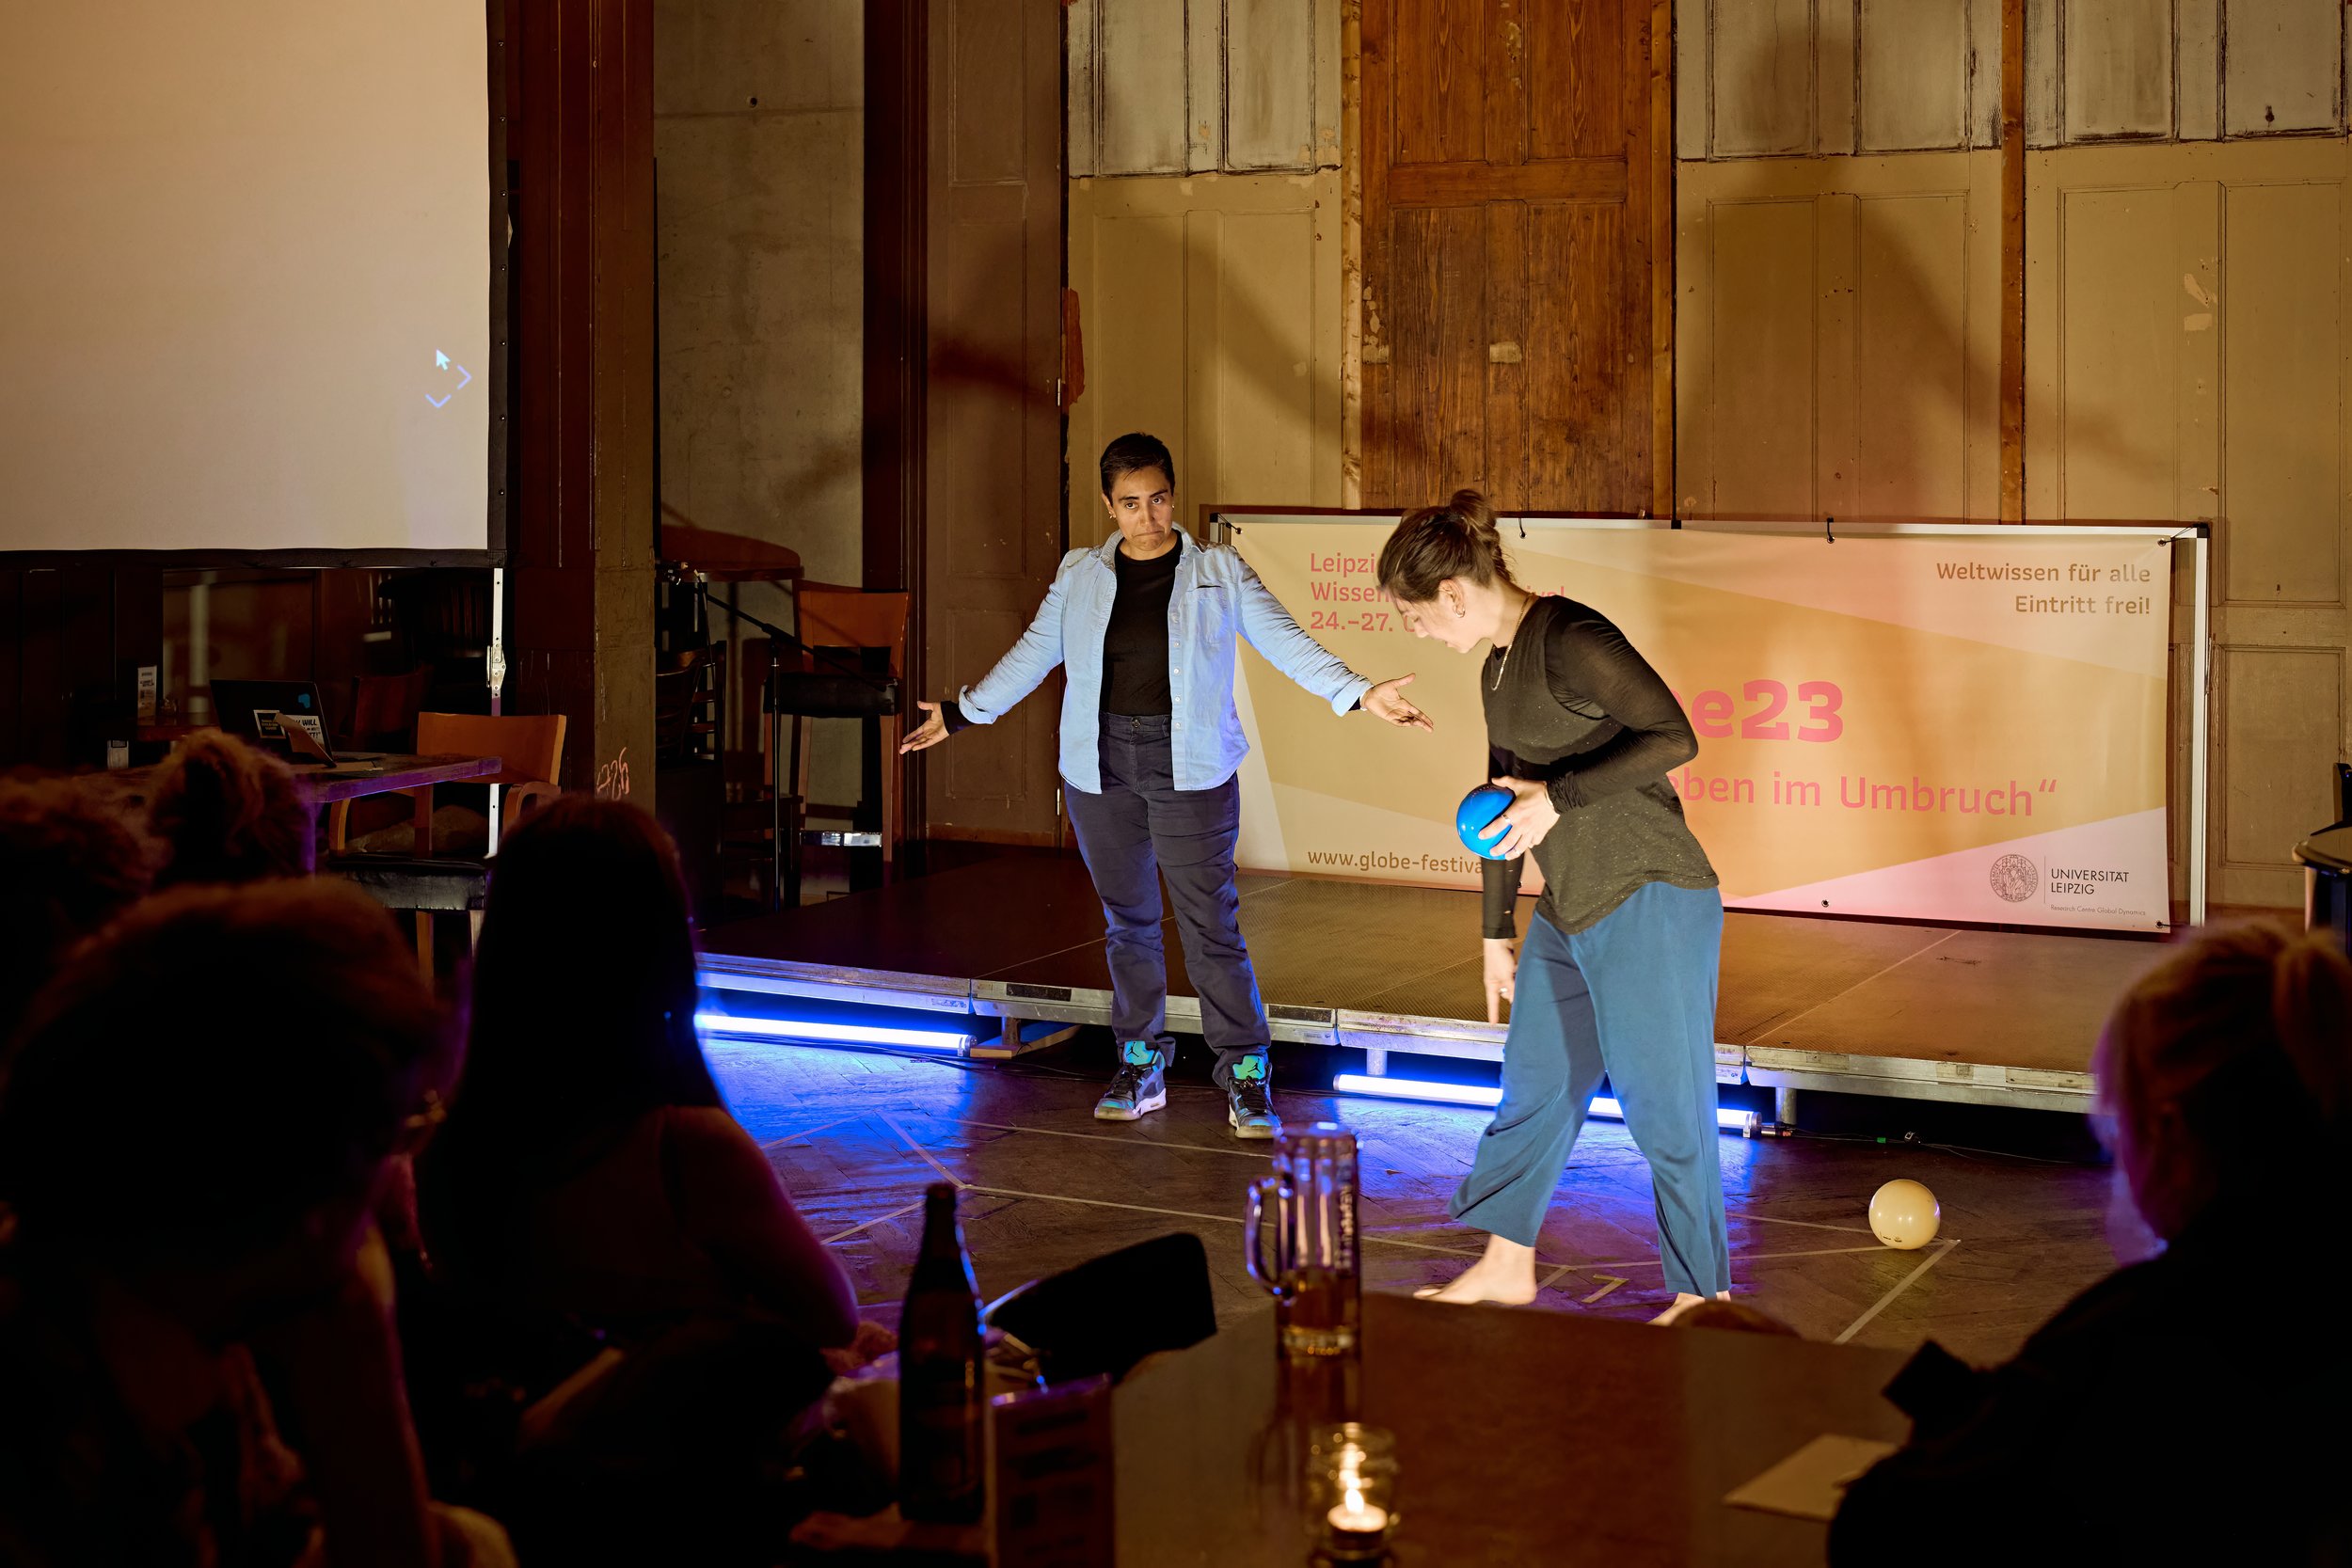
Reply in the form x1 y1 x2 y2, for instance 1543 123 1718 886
424 351 471 407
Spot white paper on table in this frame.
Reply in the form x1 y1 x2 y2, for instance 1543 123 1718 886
1724 1433 1899 1522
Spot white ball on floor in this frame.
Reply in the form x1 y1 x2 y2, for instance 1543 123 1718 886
1868 1180 1940 1250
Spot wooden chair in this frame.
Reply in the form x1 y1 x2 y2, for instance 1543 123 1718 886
346 666 435 750
762 587 909 908
326 711 567 972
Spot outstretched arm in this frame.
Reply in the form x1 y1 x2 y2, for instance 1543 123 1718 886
1232 557 1427 726
901 560 1074 753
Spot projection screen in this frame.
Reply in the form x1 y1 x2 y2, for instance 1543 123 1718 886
0 1 496 559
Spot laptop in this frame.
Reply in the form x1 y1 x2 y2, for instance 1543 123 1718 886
206 679 386 768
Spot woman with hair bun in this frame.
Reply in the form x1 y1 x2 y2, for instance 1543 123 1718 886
1831 923 2352 1564
1375 490 1727 1319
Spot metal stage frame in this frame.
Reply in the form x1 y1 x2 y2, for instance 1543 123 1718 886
699 858 2166 1115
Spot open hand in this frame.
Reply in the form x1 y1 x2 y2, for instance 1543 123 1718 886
1486 775 1559 859
1363 674 1433 731
1483 937 1518 1024
900 699 949 753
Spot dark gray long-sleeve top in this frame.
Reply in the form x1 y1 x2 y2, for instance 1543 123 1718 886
1480 595 1719 940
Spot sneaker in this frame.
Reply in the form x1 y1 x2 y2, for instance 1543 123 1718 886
1095 1040 1168 1121
1225 1053 1279 1140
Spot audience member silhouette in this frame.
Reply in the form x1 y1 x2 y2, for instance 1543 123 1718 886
0 779 151 1044
0 879 509 1567
417 798 857 1563
146 731 311 888
1831 923 2352 1565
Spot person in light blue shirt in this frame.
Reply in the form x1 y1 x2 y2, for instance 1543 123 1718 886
902 434 1429 1138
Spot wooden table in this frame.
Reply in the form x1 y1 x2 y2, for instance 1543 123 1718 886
100 752 502 871
1114 1293 1910 1568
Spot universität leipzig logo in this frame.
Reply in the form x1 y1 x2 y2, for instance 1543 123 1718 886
1988 853 2039 903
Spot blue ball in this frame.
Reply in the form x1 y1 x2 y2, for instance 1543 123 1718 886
1455 784 1516 860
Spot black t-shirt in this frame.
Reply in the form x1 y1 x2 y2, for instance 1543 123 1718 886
1099 544 1180 716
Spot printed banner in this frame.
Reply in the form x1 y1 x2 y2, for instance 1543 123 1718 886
1227 516 2177 932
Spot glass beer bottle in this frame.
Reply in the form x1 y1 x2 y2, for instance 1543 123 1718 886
898 1182 984 1524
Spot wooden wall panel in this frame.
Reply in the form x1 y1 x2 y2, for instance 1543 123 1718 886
1677 152 2001 521
1688 0 1995 158
1700 198 1816 516
2061 0 2171 140
1096 0 1188 175
2026 140 2352 907
2222 181 2343 603
2024 0 2060 146
1853 193 1971 516
2223 1 2341 138
1071 0 1342 177
2177 0 2220 141
1067 172 1344 536
2042 185 2181 519
1214 207 1328 498
17 571 66 767
1709 0 1818 157
1081 211 1188 469
1228 0 1316 169
1067 0 1096 176
2027 0 2346 146
925 0 1064 842
1859 1 1971 153
2218 645 2343 884
0 566 164 769
0 571 21 764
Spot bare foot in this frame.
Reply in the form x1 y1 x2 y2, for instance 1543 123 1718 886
1413 1235 1538 1306
1648 1290 1732 1325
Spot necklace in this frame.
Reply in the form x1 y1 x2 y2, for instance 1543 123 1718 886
1487 595 1533 691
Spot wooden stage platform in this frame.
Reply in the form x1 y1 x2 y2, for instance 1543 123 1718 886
698 858 2166 1114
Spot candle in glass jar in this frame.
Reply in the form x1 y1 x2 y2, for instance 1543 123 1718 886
1311 1423 1397 1559
1328 1469 1390 1536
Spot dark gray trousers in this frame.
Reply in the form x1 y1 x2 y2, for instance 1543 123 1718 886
1064 713 1271 1090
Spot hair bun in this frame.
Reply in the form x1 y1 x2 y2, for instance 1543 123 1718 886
1448 488 1498 538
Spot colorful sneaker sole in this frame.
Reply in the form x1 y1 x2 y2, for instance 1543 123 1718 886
1228 1108 1279 1139
1096 1088 1168 1121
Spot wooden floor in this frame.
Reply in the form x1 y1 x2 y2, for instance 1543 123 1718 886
714 1034 2119 1368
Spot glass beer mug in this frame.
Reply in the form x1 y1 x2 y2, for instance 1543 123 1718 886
1244 1122 1361 1358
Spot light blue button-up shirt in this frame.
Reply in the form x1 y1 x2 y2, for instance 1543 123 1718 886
956 528 1374 794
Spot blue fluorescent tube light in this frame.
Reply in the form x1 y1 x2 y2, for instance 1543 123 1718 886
1331 1073 1503 1108
1331 1072 1757 1132
693 1010 971 1052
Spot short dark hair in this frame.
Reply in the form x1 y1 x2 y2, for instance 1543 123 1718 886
0 879 448 1266
1099 433 1175 499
